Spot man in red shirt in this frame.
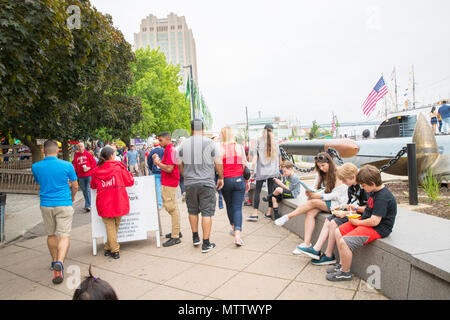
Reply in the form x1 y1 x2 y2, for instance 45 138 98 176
153 132 181 247
72 142 97 212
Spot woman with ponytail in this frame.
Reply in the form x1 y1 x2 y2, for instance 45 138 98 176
73 265 118 300
90 146 134 259
247 124 282 221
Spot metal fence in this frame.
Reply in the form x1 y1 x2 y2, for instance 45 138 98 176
0 169 39 194
0 145 32 170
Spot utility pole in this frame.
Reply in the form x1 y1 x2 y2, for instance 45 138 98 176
183 65 195 120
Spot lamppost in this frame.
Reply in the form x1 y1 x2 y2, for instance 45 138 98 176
183 65 195 120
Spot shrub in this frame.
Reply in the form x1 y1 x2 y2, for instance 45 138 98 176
421 169 441 202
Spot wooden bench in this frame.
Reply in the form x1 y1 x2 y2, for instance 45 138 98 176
251 188 450 300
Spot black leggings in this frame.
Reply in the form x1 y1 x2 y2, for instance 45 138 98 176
253 178 276 210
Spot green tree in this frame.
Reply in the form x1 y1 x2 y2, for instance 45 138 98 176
0 0 142 161
129 48 191 138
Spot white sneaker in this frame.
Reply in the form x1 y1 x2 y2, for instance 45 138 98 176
274 215 289 226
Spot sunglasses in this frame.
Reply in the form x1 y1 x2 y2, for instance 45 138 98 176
314 155 328 163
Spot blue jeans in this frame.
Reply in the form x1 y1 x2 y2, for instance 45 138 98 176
78 176 91 208
154 174 163 207
179 173 186 194
221 176 246 231
442 117 450 133
214 175 224 209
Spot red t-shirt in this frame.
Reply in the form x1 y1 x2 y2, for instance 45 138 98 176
161 144 180 187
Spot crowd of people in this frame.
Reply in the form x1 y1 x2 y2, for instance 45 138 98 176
31 118 398 293
429 100 450 134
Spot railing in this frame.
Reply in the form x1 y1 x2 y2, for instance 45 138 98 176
0 169 40 194
0 145 33 170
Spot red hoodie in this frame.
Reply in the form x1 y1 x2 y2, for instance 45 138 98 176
73 150 97 178
90 161 134 218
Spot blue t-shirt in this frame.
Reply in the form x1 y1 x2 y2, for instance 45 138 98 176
32 157 78 207
147 147 165 174
126 150 139 165
438 104 450 119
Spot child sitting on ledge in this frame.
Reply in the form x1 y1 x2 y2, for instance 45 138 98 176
262 161 301 220
326 165 397 282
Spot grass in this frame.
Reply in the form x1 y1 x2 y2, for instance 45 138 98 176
421 169 441 202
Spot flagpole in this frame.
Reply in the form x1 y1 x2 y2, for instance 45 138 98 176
394 67 398 112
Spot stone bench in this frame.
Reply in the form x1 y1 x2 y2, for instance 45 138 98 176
251 188 450 300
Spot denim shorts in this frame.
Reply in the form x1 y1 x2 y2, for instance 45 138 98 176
185 184 216 217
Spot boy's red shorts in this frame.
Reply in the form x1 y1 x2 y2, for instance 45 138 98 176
338 222 381 252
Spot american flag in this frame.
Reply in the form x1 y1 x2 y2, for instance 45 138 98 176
362 76 388 116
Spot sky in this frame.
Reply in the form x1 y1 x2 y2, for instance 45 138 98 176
90 0 450 131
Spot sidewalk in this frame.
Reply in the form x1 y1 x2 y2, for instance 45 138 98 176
0 199 388 300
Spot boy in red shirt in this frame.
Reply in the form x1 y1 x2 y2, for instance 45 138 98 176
73 142 97 212
153 132 181 247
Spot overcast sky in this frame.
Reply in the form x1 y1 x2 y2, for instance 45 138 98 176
90 0 450 131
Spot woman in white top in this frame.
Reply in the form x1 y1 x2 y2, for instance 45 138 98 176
247 124 282 221
275 152 348 248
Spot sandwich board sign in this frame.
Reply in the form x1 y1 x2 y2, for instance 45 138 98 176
90 175 161 255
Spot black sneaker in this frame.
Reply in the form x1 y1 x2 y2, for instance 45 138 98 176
263 214 272 220
111 252 120 259
326 270 353 282
326 264 342 274
165 232 183 239
163 238 181 247
104 250 111 257
262 196 269 202
273 212 282 220
246 216 259 222
202 243 216 253
84 207 91 213
193 234 201 246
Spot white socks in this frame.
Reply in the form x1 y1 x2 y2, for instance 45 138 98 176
275 215 289 226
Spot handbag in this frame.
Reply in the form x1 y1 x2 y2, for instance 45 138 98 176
243 165 251 180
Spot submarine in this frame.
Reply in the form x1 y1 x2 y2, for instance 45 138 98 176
280 113 450 180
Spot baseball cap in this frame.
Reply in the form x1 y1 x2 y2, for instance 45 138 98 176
264 124 274 130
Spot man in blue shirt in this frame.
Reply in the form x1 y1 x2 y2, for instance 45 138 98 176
438 100 450 134
32 140 78 285
126 144 140 176
148 139 165 207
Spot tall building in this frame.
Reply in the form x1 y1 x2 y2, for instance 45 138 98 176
134 13 198 90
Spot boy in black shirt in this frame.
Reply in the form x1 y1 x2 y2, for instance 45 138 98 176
327 165 397 282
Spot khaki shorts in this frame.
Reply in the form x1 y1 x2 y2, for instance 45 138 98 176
40 206 74 237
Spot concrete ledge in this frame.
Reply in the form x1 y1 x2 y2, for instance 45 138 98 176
250 188 450 300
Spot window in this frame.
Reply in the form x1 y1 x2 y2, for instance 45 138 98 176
170 26 175 30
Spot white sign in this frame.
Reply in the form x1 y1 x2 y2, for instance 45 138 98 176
90 175 161 255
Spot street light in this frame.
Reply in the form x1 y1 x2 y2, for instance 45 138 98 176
182 65 195 120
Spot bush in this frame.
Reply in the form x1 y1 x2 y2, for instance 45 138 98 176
421 169 441 202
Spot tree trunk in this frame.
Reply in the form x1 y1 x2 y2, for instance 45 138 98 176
62 139 69 161
23 137 44 164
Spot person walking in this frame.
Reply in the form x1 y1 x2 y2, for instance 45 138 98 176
73 142 97 212
90 146 134 259
212 134 224 210
430 106 438 134
148 139 164 208
32 140 79 284
153 132 182 247
176 137 187 201
178 119 224 253
438 100 450 134
126 145 140 176
247 124 282 221
220 126 249 246
138 145 149 176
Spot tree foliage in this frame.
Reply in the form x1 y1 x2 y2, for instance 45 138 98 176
129 48 191 138
0 0 142 161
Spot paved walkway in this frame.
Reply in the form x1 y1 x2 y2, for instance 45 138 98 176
0 199 388 300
